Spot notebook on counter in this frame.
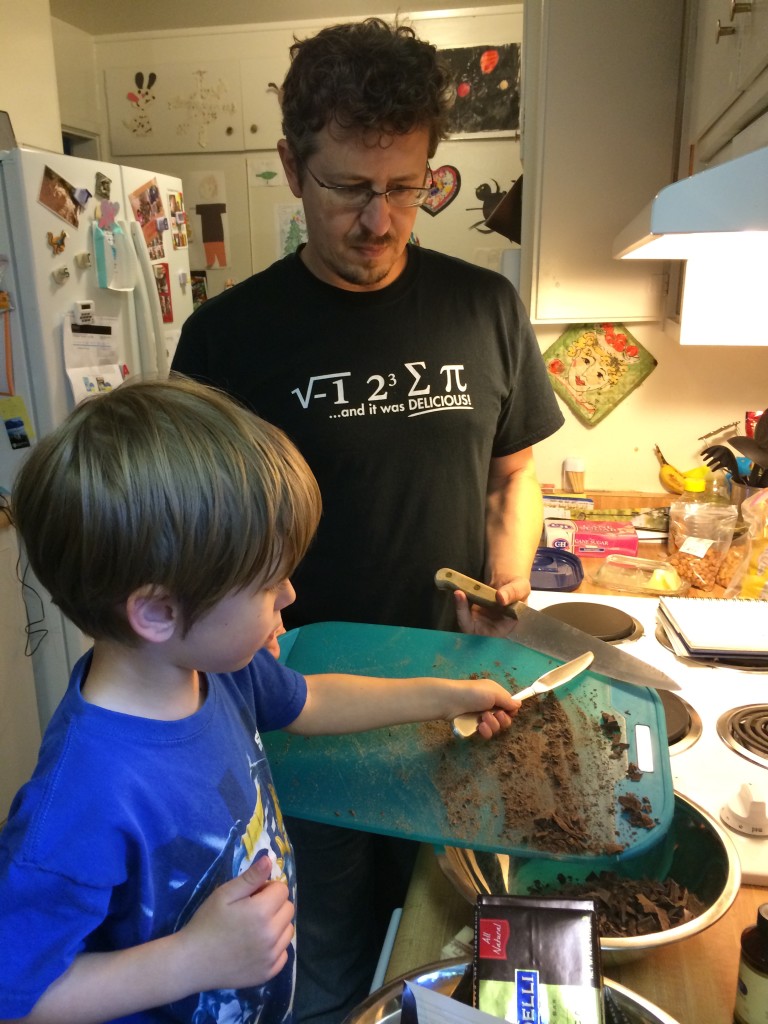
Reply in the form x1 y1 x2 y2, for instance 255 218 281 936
657 596 768 662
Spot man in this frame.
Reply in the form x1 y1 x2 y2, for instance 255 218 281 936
172 18 564 1024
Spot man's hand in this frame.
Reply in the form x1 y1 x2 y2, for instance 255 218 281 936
452 582 529 638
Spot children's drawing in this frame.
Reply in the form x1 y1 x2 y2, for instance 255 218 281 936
277 204 307 258
422 165 460 216
188 172 228 269
440 44 520 135
168 70 237 149
543 323 657 428
124 71 157 137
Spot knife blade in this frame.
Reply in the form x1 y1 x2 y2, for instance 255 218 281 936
434 567 680 692
451 650 595 738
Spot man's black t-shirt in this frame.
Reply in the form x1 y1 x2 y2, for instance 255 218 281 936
172 245 564 630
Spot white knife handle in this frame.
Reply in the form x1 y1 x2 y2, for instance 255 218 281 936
434 568 523 618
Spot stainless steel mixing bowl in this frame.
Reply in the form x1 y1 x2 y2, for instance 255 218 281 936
439 792 741 965
343 958 682 1024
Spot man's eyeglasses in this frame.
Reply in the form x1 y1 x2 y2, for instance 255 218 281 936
301 160 434 209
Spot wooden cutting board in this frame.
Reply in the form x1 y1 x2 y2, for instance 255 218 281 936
264 622 675 864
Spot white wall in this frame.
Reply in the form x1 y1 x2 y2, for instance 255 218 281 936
1 0 63 152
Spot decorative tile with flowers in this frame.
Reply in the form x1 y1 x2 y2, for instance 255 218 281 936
542 323 657 428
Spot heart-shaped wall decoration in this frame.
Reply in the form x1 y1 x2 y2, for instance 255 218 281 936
422 165 461 216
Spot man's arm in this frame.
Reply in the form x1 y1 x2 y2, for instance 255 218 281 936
485 446 544 601
451 447 544 637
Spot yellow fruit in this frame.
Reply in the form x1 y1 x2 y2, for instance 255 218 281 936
659 463 686 494
654 444 686 494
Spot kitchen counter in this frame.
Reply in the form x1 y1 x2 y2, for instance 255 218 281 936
574 539 728 599
385 844 765 1023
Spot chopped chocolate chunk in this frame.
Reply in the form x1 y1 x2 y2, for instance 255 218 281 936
528 870 708 938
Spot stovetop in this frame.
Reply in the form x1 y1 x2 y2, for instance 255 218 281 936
527 590 768 885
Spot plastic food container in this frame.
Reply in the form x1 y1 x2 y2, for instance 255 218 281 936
590 554 690 596
530 547 584 591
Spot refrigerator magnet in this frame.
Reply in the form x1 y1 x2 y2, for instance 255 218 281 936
47 230 68 255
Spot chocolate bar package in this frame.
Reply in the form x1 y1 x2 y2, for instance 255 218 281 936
473 894 603 1024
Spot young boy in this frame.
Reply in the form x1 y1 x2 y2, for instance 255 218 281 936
0 377 518 1024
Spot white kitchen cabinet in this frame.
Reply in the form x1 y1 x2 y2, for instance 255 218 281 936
519 0 685 324
240 57 289 155
687 0 768 165
0 524 41 825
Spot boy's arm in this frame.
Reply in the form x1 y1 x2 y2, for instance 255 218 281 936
284 674 520 739
5 859 292 1024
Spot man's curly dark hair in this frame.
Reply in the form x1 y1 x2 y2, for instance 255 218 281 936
280 18 455 163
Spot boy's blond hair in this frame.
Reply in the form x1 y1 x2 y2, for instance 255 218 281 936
12 375 322 644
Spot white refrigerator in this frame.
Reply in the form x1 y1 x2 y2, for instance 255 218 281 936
0 146 193 727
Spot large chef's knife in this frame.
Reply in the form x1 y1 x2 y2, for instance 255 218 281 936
435 567 680 691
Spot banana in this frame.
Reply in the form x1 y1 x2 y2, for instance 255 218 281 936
654 444 686 494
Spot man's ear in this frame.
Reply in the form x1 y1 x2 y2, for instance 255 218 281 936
125 585 180 644
277 139 303 199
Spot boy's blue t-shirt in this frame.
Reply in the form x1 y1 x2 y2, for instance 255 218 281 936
0 647 307 1022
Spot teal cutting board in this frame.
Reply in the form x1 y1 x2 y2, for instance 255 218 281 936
265 622 674 863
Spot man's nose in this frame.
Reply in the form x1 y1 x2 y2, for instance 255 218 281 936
358 193 392 236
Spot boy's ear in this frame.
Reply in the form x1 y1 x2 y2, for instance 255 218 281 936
125 585 180 644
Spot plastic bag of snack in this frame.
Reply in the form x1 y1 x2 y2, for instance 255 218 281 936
724 490 768 599
668 501 738 591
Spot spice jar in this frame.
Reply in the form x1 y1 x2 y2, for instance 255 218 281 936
734 903 768 1023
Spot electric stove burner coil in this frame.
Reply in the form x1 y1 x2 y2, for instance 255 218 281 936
660 691 702 754
718 705 768 766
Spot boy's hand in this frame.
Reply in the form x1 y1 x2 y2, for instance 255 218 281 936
449 678 520 740
177 855 294 991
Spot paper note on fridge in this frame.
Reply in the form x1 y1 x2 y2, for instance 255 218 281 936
63 314 124 403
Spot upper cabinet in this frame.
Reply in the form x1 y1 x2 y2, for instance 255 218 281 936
519 0 685 324
685 0 768 167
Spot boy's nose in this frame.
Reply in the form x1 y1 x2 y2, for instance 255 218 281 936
277 578 296 610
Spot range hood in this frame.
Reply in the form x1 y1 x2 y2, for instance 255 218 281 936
613 146 768 346
613 146 768 259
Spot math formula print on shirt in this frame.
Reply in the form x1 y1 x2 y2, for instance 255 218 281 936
291 361 474 419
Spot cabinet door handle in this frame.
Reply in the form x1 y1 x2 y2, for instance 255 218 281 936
730 0 752 19
716 19 737 42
